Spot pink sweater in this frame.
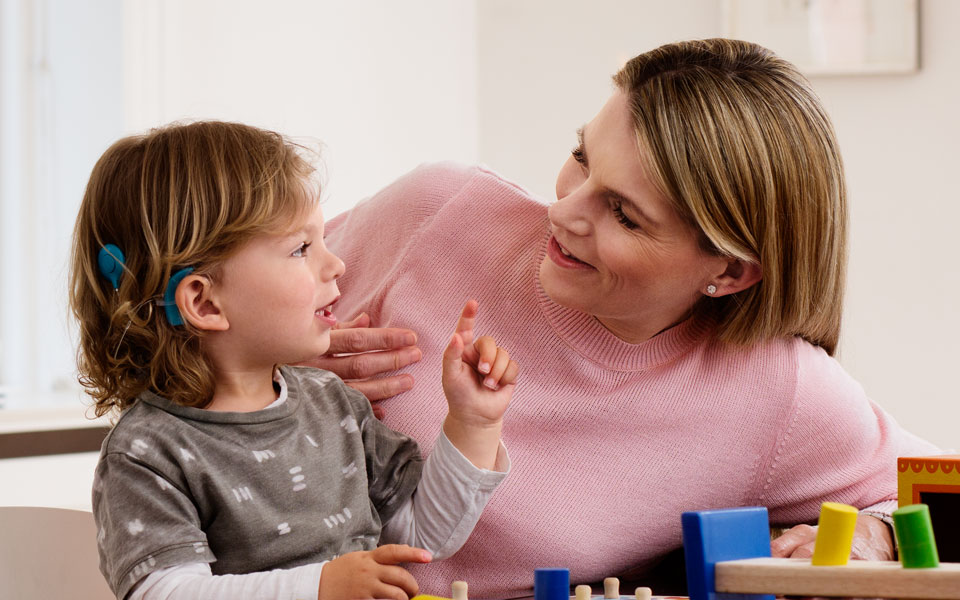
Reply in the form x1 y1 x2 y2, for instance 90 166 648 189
325 163 938 598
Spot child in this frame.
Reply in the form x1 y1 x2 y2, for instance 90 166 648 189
69 121 517 600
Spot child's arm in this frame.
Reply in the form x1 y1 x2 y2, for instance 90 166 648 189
379 428 509 559
440 300 518 470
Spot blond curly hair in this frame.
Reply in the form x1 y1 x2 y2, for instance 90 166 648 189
69 121 319 416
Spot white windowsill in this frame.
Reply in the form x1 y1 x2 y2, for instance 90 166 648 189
0 391 106 511
0 391 110 434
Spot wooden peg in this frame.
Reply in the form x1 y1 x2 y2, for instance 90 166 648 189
603 577 619 599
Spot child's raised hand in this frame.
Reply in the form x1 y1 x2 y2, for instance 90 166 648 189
442 300 518 424
318 544 431 600
441 300 517 470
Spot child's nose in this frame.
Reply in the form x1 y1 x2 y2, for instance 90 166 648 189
322 248 345 281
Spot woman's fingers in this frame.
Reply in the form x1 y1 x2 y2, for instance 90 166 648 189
770 524 817 558
343 374 414 402
311 346 422 380
326 326 418 355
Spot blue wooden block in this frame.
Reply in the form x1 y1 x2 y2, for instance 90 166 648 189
534 568 570 600
682 507 775 600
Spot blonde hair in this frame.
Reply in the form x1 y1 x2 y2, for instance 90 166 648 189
614 39 847 355
69 121 320 416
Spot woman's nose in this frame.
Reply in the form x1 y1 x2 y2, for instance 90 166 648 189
548 192 592 237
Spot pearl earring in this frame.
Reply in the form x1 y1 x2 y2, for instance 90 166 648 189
706 284 717 295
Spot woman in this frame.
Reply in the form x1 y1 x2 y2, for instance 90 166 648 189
314 39 938 597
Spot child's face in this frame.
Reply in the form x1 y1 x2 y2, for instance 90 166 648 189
213 204 344 368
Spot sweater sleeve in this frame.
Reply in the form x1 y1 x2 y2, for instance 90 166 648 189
757 339 940 526
380 429 509 560
323 162 482 321
128 562 325 600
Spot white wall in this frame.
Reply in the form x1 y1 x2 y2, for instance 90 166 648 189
820 2 960 451
124 0 479 219
476 0 722 198
476 0 960 450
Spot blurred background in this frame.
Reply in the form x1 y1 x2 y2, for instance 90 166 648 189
1 0 957 508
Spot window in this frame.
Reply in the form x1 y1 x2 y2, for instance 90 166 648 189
0 0 125 410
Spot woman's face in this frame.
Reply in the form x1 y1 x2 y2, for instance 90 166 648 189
539 91 728 343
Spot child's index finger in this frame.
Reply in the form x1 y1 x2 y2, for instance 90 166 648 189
454 299 479 342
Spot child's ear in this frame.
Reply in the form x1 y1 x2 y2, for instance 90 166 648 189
176 274 229 331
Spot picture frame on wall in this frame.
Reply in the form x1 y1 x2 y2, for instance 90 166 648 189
722 0 920 75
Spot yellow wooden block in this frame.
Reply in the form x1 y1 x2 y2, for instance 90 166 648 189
411 595 451 600
811 502 858 566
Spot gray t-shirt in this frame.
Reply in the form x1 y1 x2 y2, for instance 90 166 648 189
93 366 423 600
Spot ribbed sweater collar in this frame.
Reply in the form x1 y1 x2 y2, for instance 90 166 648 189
533 232 712 372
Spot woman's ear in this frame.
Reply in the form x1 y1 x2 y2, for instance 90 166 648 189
708 258 762 297
175 274 229 331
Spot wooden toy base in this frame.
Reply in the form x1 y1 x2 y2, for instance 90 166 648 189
715 557 960 599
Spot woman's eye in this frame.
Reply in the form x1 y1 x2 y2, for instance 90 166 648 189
292 242 312 257
613 202 640 230
571 144 586 165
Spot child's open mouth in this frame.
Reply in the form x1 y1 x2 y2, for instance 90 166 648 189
315 296 339 325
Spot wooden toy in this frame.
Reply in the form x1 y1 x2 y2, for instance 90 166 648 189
713 556 960 598
411 580 469 600
893 503 940 568
810 502 857 566
603 577 619 598
681 506 774 600
683 505 960 600
571 578 656 600
535 568 570 600
899 455 960 562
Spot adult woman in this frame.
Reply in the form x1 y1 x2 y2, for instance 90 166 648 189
315 39 938 597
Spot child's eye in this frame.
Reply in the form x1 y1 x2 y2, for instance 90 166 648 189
292 242 312 257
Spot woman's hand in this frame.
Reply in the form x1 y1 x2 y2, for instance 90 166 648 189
770 514 894 561
318 544 431 600
300 312 422 417
441 300 518 470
